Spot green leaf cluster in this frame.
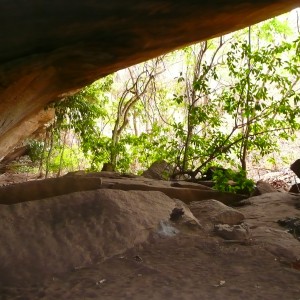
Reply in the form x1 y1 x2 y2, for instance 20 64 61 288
212 168 255 195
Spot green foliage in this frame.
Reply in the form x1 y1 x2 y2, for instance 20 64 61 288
115 123 175 173
171 31 300 176
221 36 300 166
46 146 85 173
28 140 44 163
34 13 300 180
258 17 293 43
34 76 114 175
212 168 255 195
86 136 112 171
52 77 112 137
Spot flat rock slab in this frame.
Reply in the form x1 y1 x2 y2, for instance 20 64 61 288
98 174 247 205
237 192 300 262
0 173 248 206
250 226 300 262
238 192 300 227
0 176 103 204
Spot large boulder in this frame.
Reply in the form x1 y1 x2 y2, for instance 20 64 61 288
0 189 192 285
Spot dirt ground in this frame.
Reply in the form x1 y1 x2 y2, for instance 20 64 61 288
2 232 300 300
0 173 300 300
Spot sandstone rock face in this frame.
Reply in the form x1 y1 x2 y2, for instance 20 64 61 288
0 1 299 157
0 108 54 161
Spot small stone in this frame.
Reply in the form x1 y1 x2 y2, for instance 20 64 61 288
133 255 143 262
214 223 251 241
170 207 184 221
96 279 106 285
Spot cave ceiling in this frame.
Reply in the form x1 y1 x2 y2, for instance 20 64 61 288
0 0 299 158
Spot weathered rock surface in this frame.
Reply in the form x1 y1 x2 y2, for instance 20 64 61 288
278 217 300 240
252 180 279 196
0 1 299 158
238 192 300 262
249 226 300 262
1 172 300 291
189 191 300 261
0 172 247 205
0 189 191 285
142 160 172 180
238 192 300 227
0 108 54 161
189 199 245 231
0 176 103 204
214 223 251 241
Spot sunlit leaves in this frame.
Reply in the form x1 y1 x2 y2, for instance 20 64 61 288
41 13 300 177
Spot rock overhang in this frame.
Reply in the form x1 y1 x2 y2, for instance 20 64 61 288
0 0 299 158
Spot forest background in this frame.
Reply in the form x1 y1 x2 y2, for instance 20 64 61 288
26 9 300 193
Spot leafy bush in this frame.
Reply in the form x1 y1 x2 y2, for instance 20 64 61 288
28 140 44 164
212 168 255 195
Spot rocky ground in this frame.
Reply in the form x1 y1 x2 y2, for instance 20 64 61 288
0 171 299 300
